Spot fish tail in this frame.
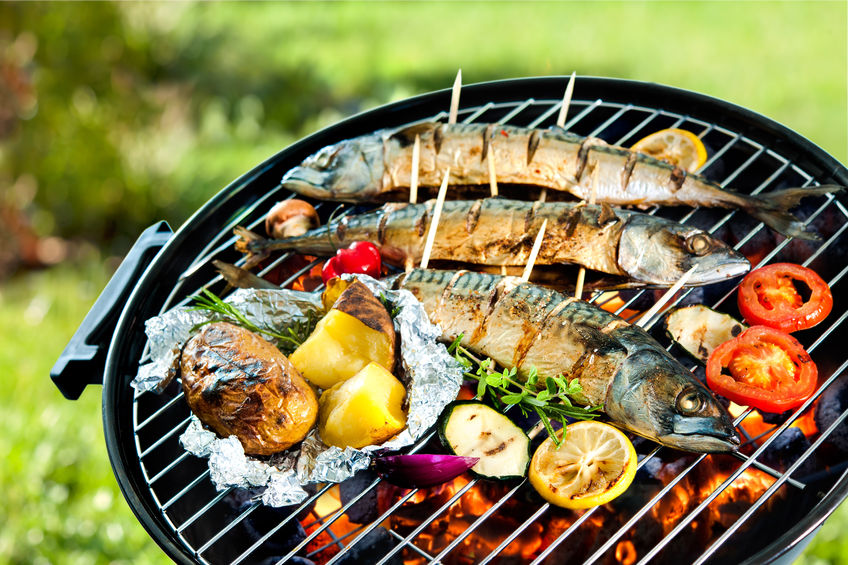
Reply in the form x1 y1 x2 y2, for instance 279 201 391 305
740 185 843 240
233 227 272 269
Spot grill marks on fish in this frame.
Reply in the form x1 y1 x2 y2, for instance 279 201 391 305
395 269 629 405
237 196 751 286
282 121 842 239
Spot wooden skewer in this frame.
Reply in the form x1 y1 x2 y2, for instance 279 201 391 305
449 69 462 125
574 163 600 300
557 71 577 128
636 264 699 329
521 218 548 283
487 142 498 197
409 134 421 204
419 168 451 270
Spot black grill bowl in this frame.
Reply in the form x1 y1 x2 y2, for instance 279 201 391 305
52 76 848 565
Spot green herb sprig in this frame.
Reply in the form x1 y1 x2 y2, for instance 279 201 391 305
190 289 318 355
448 335 603 447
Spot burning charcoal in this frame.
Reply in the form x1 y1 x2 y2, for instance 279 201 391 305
339 469 380 524
334 527 402 565
759 409 793 425
815 375 848 452
222 488 310 558
759 427 816 475
257 557 314 565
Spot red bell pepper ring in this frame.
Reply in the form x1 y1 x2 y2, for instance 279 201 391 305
321 241 382 283
737 263 832 333
706 325 818 413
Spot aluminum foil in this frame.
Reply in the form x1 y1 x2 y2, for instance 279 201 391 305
133 275 463 506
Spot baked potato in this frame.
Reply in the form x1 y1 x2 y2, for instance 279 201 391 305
180 321 318 456
290 280 397 389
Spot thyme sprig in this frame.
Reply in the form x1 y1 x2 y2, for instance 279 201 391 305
448 335 603 447
190 289 318 355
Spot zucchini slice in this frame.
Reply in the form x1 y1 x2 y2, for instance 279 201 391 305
438 400 530 480
664 305 746 365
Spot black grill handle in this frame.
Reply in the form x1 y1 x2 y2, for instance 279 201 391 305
51 221 173 400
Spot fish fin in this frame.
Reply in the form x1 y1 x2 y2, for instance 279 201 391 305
742 185 843 240
233 226 271 269
213 260 279 290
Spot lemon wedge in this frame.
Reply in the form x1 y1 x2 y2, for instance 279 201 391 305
631 128 708 172
529 421 637 509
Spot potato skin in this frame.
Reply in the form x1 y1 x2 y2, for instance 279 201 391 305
180 322 318 456
332 280 397 372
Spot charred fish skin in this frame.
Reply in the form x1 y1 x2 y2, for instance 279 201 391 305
280 121 842 239
391 268 740 453
238 198 749 286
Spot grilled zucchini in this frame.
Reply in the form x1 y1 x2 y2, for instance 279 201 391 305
438 400 530 480
664 305 746 365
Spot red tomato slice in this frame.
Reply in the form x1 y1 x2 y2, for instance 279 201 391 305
737 263 832 333
706 325 817 413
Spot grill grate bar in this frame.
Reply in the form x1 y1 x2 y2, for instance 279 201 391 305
139 416 191 459
290 434 438 565
562 98 603 131
196 500 260 555
321 489 421 565
274 476 384 564
148 451 191 485
588 104 635 138
480 503 551 565
162 469 210 511
462 101 495 123
696 369 848 565
386 528 438 562
495 98 537 124
638 356 848 565
728 450 806 489
375 479 479 565
611 109 663 146
430 479 528 563
306 523 368 559
229 483 335 565
177 486 236 534
135 390 186 432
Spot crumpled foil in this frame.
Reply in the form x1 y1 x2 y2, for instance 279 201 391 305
132 275 463 506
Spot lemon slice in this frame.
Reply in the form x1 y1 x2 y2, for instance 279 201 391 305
631 128 708 172
529 421 637 509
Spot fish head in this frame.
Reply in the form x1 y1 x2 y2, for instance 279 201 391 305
605 348 740 452
618 215 750 286
280 133 384 201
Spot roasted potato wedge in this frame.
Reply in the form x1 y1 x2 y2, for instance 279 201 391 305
318 362 407 449
290 280 397 389
181 322 318 456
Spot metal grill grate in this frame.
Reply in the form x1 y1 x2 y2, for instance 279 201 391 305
128 93 848 565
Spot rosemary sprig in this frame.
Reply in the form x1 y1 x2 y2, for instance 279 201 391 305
448 334 603 447
189 289 318 355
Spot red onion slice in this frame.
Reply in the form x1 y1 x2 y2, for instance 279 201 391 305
374 453 479 488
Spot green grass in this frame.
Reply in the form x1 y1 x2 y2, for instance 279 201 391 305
0 258 170 565
2 1 846 563
4 255 848 563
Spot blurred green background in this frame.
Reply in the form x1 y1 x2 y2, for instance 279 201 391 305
0 2 845 564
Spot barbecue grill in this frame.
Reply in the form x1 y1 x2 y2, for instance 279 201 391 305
51 76 848 565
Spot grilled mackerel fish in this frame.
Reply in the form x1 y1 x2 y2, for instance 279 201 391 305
281 122 842 240
390 269 740 453
236 198 750 287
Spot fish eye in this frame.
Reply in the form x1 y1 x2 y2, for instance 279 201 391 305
676 388 704 415
685 233 713 256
